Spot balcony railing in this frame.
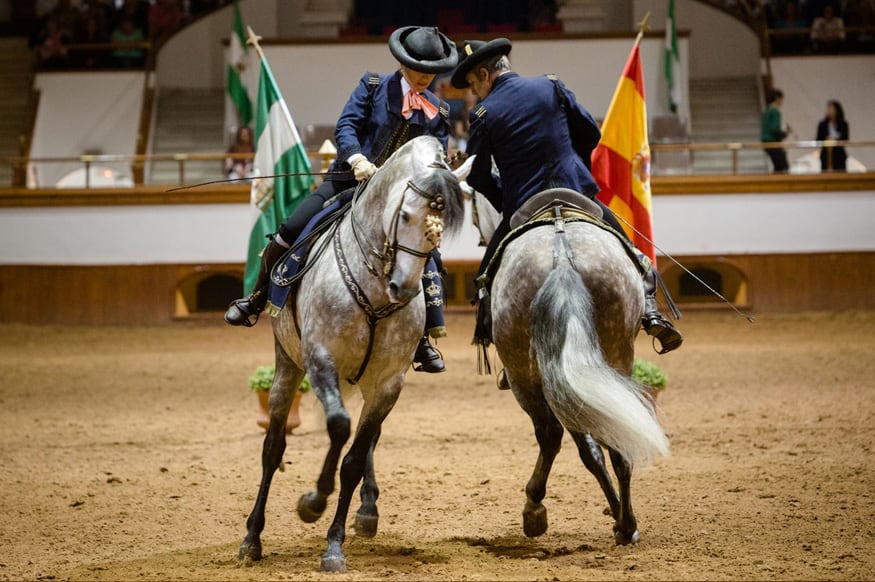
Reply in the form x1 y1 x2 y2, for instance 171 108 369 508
6 140 875 189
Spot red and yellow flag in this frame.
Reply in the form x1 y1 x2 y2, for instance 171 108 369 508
591 43 655 263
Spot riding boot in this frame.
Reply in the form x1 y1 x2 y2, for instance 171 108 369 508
224 238 286 327
413 336 446 373
641 267 684 354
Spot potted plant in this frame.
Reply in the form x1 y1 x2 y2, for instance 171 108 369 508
248 365 311 433
632 358 667 403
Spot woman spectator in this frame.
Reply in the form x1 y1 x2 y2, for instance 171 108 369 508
225 126 256 180
110 16 145 68
36 17 71 69
149 0 186 42
816 100 849 171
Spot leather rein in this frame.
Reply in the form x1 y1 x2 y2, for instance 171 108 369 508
336 162 448 383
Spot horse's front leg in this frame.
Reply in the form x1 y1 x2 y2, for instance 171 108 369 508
297 345 350 524
321 377 402 573
239 342 304 563
570 432 621 520
608 448 640 545
354 427 381 538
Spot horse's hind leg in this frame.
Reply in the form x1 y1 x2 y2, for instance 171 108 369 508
514 388 564 538
608 449 640 545
239 342 303 563
297 345 351 524
354 428 381 538
570 432 621 521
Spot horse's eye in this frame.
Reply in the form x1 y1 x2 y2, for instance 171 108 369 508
400 210 410 223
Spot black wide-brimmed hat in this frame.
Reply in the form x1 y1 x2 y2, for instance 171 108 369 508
450 38 513 89
389 26 459 74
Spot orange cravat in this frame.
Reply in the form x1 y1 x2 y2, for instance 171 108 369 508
402 90 439 120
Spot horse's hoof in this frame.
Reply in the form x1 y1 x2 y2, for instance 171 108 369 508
238 539 262 563
354 511 379 538
523 501 548 537
297 491 326 523
320 552 347 573
614 527 640 546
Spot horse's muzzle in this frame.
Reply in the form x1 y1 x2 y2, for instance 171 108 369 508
386 280 420 304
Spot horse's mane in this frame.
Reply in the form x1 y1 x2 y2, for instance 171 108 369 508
371 136 465 235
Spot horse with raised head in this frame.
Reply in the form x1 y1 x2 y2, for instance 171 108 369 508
471 186 669 544
238 135 465 572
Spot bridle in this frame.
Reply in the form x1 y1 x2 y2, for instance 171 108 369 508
348 159 448 279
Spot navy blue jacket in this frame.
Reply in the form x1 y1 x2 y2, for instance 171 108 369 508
465 72 602 216
331 70 450 180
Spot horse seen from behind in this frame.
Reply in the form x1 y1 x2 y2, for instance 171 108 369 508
237 136 465 572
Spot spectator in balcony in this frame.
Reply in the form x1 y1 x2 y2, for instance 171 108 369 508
761 88 790 172
36 17 71 69
149 0 187 41
111 15 145 68
114 0 151 36
773 0 809 53
816 100 848 171
225 126 256 180
810 3 845 51
73 13 110 68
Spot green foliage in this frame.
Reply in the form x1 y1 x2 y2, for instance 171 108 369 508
247 365 312 393
632 358 667 391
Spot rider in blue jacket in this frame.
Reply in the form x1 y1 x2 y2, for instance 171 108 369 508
452 38 683 355
226 26 458 373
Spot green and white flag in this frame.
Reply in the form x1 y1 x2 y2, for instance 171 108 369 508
244 57 314 294
664 0 682 114
227 0 253 127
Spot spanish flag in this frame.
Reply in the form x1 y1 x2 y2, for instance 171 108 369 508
591 43 656 263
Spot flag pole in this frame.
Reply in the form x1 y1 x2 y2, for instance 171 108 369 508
246 26 266 62
634 11 651 47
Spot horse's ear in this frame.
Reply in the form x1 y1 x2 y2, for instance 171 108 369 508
452 154 475 181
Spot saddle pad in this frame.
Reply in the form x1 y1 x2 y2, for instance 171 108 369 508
265 198 346 316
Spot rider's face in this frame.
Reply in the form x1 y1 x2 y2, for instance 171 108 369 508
466 68 492 100
401 67 436 93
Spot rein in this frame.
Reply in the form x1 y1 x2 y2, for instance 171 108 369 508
335 163 448 384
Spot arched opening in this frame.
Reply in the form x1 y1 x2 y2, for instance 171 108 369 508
661 258 750 309
175 267 244 317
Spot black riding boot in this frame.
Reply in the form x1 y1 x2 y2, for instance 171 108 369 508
413 336 445 373
642 267 683 354
224 238 286 327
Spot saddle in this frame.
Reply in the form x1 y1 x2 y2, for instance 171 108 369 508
264 194 353 317
480 188 645 294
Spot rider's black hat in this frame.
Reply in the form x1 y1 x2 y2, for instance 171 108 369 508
450 38 513 89
388 26 459 74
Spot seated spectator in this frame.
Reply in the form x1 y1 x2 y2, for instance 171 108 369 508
810 4 845 51
73 13 110 68
36 17 71 69
772 0 809 53
114 0 151 38
225 126 255 180
111 16 146 68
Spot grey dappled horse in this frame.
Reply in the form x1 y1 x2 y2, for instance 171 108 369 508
472 188 669 544
238 136 465 572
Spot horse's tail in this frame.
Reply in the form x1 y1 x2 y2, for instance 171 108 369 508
530 261 669 467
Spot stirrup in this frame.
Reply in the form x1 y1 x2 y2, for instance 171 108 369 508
413 338 446 373
642 313 683 354
224 291 265 328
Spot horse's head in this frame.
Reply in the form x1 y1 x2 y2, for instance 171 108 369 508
365 136 464 304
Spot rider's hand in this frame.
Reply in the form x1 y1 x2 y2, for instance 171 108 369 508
350 156 377 181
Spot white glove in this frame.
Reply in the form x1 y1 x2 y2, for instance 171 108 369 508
350 156 377 181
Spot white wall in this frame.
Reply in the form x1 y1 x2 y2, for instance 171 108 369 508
771 55 875 170
2 191 873 265
634 0 760 79
30 71 146 187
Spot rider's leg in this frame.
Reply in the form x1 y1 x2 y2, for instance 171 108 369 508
414 252 446 373
224 180 350 327
473 216 512 344
593 199 683 354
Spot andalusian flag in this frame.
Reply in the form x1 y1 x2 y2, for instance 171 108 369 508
591 43 656 263
244 56 313 293
665 0 682 114
227 0 253 126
